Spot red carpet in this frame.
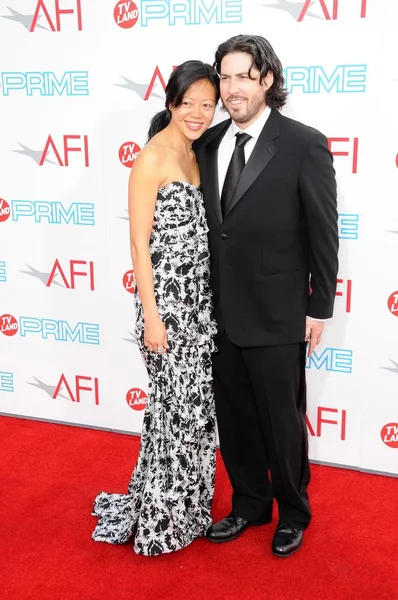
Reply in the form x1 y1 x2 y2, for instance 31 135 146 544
1 416 397 600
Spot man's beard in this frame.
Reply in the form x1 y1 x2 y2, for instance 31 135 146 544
222 94 265 124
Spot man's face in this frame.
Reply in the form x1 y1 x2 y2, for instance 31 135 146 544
219 52 273 128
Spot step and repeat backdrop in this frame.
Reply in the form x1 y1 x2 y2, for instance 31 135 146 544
0 0 397 476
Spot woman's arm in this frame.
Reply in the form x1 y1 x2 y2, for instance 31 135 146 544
128 147 169 353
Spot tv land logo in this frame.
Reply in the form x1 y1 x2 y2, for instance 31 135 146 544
1 71 89 96
387 291 398 317
1 0 83 31
381 424 398 449
123 270 136 293
0 371 14 392
0 314 100 345
114 0 139 27
119 142 141 168
328 137 359 174
262 0 367 21
0 261 6 282
114 0 242 28
335 278 352 312
306 347 353 373
0 314 18 336
29 374 99 404
285 65 366 94
21 260 95 290
0 198 95 225
13 135 90 167
126 387 147 410
306 407 346 440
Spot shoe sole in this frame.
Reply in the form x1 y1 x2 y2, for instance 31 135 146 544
272 538 304 558
206 520 271 544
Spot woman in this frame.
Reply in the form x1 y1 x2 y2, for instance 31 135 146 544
92 61 220 556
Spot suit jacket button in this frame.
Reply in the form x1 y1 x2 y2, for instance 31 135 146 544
221 233 228 240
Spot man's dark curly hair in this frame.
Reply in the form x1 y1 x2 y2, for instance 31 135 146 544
214 35 288 110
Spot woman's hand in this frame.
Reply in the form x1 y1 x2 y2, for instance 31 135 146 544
144 316 169 354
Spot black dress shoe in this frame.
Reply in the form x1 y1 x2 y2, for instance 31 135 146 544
272 523 304 557
206 513 271 543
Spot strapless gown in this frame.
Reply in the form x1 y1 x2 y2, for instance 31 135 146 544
92 181 217 556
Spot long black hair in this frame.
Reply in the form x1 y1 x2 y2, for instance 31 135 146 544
147 60 220 141
214 35 288 110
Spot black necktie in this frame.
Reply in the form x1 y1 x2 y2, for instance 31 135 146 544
221 132 252 218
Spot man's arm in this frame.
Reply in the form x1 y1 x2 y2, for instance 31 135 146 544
299 132 339 321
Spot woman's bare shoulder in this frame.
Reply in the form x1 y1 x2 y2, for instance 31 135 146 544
134 141 164 169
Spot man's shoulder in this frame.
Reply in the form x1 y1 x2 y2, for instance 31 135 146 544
194 118 230 152
279 112 327 143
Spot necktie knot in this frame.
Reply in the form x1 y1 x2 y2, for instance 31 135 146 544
235 132 252 148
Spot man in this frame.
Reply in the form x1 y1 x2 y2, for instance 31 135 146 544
195 35 339 557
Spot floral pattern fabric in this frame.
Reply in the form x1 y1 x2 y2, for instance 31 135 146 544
92 181 217 556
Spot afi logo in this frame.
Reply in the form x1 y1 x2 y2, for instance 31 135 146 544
328 137 359 174
381 423 398 448
53 374 99 405
0 198 11 222
31 0 83 31
126 388 147 410
144 65 180 100
336 278 352 312
387 291 398 316
114 66 175 101
381 359 398 375
40 135 89 166
0 314 18 336
123 270 135 293
307 407 347 440
298 0 367 20
119 142 141 168
114 1 139 28
47 259 95 290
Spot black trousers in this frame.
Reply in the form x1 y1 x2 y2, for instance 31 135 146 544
212 333 311 530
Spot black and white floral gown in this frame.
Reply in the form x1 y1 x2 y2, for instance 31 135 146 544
92 181 217 556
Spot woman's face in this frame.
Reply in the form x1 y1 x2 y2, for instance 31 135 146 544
170 79 217 141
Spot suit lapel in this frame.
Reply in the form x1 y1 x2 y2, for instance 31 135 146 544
204 119 231 224
225 109 281 218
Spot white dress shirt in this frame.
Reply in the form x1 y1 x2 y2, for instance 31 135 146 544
217 106 271 197
216 107 325 323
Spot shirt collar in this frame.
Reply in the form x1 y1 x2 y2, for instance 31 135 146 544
226 105 272 140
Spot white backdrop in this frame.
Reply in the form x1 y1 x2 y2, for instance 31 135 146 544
1 0 397 476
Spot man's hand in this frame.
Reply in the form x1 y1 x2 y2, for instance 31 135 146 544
305 318 325 358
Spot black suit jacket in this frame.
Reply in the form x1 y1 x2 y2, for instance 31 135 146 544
195 109 339 347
